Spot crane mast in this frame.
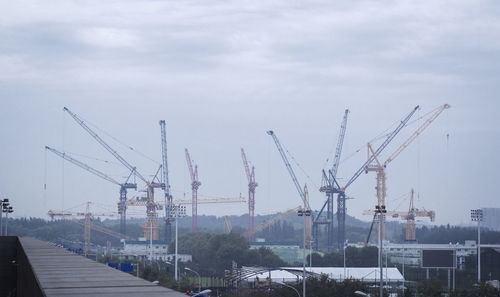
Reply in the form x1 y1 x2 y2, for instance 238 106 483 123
45 146 136 237
316 109 349 251
185 148 201 231
159 120 173 242
241 148 258 241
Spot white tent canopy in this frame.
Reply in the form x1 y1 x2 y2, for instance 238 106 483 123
247 267 404 283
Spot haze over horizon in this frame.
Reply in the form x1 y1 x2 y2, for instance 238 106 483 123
1 1 499 227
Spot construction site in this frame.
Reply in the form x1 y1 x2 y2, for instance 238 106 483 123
43 104 450 257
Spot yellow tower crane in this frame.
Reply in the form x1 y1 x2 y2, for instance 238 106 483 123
247 205 302 238
363 189 435 245
365 104 449 240
48 202 133 254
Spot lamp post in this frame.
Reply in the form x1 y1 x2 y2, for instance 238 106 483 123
375 204 386 297
3 205 13 236
297 207 311 297
471 209 483 283
0 199 9 236
185 267 201 293
275 280 301 297
171 205 186 281
344 240 348 280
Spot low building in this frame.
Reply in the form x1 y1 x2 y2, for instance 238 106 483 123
121 239 169 261
381 241 497 270
120 239 192 263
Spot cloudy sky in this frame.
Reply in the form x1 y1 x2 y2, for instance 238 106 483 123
0 0 499 227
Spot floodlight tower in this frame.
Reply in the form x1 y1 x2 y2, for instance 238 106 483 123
471 209 483 283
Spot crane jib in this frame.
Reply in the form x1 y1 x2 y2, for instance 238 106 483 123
343 105 419 190
63 107 148 184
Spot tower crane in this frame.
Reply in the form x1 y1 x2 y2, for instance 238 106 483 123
315 109 349 251
364 104 450 240
45 146 137 237
267 130 311 249
316 105 419 250
47 202 132 254
363 189 435 245
185 148 201 231
159 120 173 242
63 107 164 241
241 148 258 241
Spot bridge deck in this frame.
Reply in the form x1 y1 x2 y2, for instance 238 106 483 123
20 237 185 297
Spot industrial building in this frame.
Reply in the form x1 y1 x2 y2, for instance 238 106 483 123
121 239 192 262
378 241 500 270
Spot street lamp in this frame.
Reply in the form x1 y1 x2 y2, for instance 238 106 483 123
185 267 201 293
471 209 483 283
297 207 311 297
374 204 386 297
275 280 301 297
0 199 9 236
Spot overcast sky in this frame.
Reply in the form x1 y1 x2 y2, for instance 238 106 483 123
1 0 499 227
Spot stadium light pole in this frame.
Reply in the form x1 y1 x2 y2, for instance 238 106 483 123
0 199 9 236
171 205 186 281
471 209 483 283
298 206 311 297
375 205 386 297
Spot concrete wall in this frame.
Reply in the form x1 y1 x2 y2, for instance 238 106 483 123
0 236 17 296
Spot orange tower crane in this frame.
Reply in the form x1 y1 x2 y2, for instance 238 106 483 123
185 148 201 231
402 189 435 242
241 148 258 241
365 104 450 240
